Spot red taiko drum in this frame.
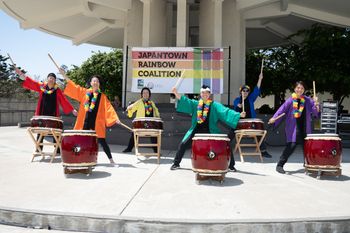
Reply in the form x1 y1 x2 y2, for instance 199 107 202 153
191 134 231 175
236 118 264 130
132 117 163 130
304 134 342 167
61 130 98 169
30 115 63 129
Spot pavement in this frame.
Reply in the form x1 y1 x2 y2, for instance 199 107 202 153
0 126 350 233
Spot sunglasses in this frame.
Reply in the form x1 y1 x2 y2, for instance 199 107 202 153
242 89 249 92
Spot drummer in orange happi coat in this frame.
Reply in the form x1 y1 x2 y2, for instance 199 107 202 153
61 71 120 164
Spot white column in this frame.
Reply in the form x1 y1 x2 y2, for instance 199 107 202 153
222 0 246 105
141 0 152 46
166 2 174 45
213 0 223 47
177 0 187 47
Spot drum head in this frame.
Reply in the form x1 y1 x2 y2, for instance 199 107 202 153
31 115 62 121
133 117 162 122
63 130 96 134
193 133 229 141
306 133 339 137
239 118 263 123
305 133 341 140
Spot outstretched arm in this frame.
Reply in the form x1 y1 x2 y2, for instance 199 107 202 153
172 86 181 100
257 71 263 88
14 67 26 81
59 68 70 81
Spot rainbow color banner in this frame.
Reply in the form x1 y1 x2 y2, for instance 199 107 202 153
131 47 224 94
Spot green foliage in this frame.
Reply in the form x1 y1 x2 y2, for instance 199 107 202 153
67 49 123 101
292 24 350 105
246 24 350 108
246 45 298 107
0 52 35 98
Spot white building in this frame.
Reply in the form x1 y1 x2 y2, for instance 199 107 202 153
1 0 350 107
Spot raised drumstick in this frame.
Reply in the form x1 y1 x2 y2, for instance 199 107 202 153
7 53 16 66
48 53 61 71
313 80 316 98
260 58 264 74
242 91 245 113
174 70 185 90
7 53 25 80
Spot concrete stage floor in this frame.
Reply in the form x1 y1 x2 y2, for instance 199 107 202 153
0 126 350 233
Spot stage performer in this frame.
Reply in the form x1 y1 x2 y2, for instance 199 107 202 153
123 87 160 153
170 85 245 171
268 81 320 174
61 71 120 164
16 68 76 153
232 70 272 158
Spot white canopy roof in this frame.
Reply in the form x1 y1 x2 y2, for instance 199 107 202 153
1 0 349 49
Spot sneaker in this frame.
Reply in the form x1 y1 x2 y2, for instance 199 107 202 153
170 164 180 170
276 166 285 174
122 148 132 153
261 151 272 158
109 158 116 164
229 166 237 172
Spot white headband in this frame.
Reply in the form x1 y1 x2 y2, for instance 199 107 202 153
200 87 211 93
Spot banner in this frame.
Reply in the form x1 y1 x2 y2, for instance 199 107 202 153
131 47 224 94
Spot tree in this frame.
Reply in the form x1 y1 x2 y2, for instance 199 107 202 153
67 49 123 101
246 45 298 108
291 24 350 107
246 24 350 109
0 52 32 98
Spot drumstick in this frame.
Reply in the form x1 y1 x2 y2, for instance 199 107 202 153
274 113 286 121
48 53 61 71
260 58 264 74
119 122 133 132
313 80 316 98
267 113 285 125
7 53 25 80
7 53 16 66
242 92 245 113
174 70 185 89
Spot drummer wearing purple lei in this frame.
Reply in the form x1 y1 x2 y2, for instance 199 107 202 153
122 87 160 153
16 68 77 153
232 71 272 158
268 81 320 174
170 85 245 171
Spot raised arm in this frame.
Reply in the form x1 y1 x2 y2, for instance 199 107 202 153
172 86 181 100
257 71 263 88
59 68 70 81
14 67 26 81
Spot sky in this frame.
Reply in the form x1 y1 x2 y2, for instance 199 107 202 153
0 10 112 81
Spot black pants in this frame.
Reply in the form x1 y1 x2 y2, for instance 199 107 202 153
98 138 113 159
125 133 157 152
173 132 235 168
36 134 60 153
277 132 305 167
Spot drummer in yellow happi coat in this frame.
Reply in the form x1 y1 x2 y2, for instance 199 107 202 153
123 87 160 152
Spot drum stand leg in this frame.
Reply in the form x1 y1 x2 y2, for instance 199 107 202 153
27 128 44 162
50 130 62 163
316 170 322 179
